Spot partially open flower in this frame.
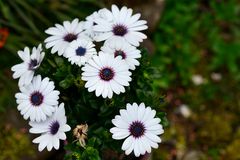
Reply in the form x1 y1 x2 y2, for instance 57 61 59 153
11 44 45 86
73 124 88 148
101 37 141 70
83 8 112 39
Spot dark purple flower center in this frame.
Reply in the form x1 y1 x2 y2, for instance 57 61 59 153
76 47 86 56
114 50 126 59
113 24 128 36
50 121 60 135
30 91 44 106
99 68 114 81
28 59 38 70
129 121 145 138
64 33 77 42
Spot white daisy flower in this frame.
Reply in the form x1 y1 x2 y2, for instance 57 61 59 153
65 39 97 66
101 38 141 70
110 103 164 157
29 103 71 152
93 4 148 46
11 44 45 86
81 52 132 99
44 18 88 56
15 75 60 122
83 8 112 39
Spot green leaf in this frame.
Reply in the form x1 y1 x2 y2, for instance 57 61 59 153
82 147 101 160
59 74 74 89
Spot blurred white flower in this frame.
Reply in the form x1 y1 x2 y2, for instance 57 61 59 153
211 72 222 81
192 74 204 85
11 44 45 87
29 103 71 151
110 103 164 157
93 4 148 46
178 104 191 118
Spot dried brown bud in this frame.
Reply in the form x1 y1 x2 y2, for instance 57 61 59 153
73 124 88 148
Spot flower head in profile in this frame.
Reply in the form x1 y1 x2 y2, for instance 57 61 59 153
29 103 71 151
110 103 164 157
83 8 112 39
65 39 97 66
15 75 60 122
11 44 45 86
44 18 88 56
93 5 148 46
101 38 141 70
81 52 132 99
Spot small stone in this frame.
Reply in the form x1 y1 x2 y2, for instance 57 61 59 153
182 150 206 160
178 104 191 118
211 72 222 81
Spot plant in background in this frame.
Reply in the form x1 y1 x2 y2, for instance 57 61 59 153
0 124 35 160
151 0 240 159
0 28 9 48
11 4 166 159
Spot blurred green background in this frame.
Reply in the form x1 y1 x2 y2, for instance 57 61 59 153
0 0 240 160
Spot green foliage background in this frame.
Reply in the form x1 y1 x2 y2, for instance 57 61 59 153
0 0 240 159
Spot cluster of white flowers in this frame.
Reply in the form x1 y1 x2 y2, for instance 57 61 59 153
11 44 71 152
44 4 147 99
12 44 70 151
11 4 164 157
